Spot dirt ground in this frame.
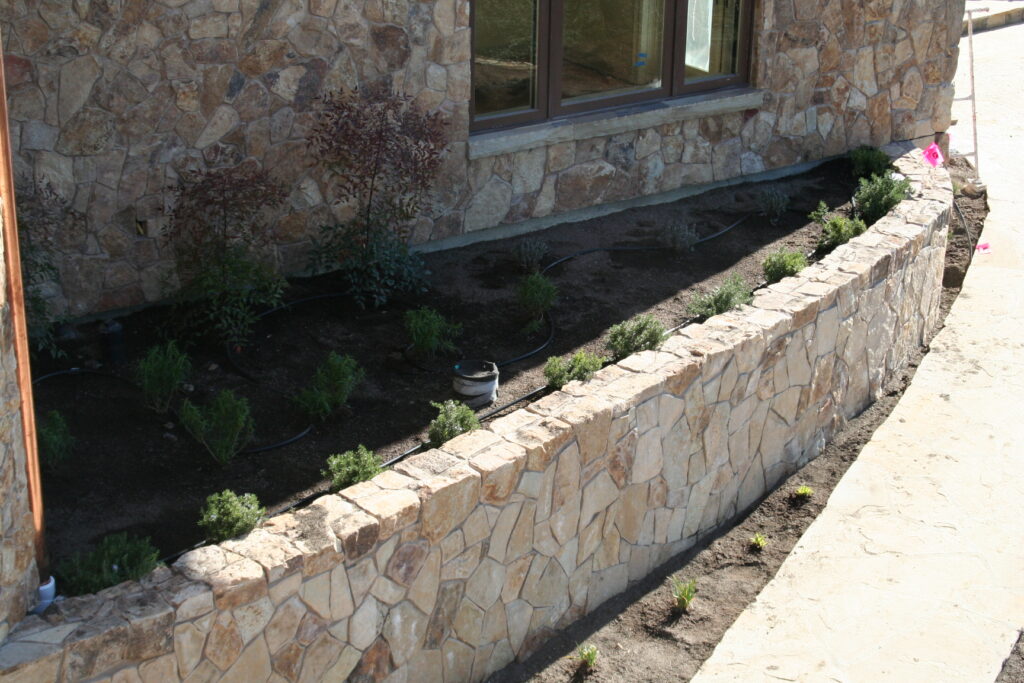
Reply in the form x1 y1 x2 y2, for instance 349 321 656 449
487 159 990 682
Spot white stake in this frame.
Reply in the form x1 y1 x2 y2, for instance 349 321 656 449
965 7 988 180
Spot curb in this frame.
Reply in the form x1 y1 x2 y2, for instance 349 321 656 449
963 7 1024 34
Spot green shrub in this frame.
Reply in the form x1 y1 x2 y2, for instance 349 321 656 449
198 489 265 542
808 200 831 226
293 352 365 421
405 307 462 358
854 173 911 226
323 445 384 491
762 249 808 284
38 410 74 468
661 221 699 252
686 273 753 321
574 643 600 670
817 215 868 252
180 390 254 466
544 351 605 389
428 400 480 447
512 238 549 273
517 272 558 333
669 575 697 612
793 484 814 500
606 314 667 362
750 532 768 551
56 532 161 596
310 224 428 309
850 145 891 180
756 189 790 225
137 341 191 414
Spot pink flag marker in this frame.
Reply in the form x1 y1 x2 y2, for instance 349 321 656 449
923 142 944 168
976 242 992 254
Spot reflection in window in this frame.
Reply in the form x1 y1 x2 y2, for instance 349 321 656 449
685 0 742 81
473 0 539 117
562 0 665 103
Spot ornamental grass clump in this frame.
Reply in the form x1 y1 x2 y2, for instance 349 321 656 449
293 352 365 421
428 400 480 447
517 272 558 333
512 237 549 273
756 189 790 225
198 490 265 543
324 445 383 491
137 341 191 414
56 532 161 596
180 390 254 466
574 643 600 672
854 173 911 226
749 532 768 551
686 273 753 321
670 575 698 612
817 215 867 253
544 351 605 389
38 410 74 468
762 249 808 284
850 145 891 180
405 307 462 358
606 314 668 361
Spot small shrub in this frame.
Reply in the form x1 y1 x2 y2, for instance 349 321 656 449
310 224 428 309
749 532 768 551
850 145 891 180
293 352 365 421
817 215 868 252
180 390 254 466
517 273 558 333
544 351 605 389
38 410 74 468
428 400 480 447
324 445 383 491
574 643 599 671
405 307 462 358
137 341 191 414
808 200 831 226
854 173 911 226
762 249 808 284
686 273 753 321
661 221 699 252
757 189 790 225
512 238 549 273
670 575 697 612
791 485 815 504
56 532 161 596
198 490 265 543
606 314 667 361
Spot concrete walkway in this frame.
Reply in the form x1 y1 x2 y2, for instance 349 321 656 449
964 1 1024 33
690 22 1024 683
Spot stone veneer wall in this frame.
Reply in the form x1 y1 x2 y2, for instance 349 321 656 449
0 192 38 646
0 0 963 316
0 145 950 682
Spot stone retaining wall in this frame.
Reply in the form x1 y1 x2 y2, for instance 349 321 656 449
0 145 951 682
0 0 964 315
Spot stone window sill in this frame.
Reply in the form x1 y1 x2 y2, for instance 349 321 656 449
468 87 766 160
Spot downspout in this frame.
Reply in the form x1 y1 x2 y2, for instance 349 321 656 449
0 45 48 581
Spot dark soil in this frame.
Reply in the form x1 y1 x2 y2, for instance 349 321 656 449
997 631 1024 683
487 158 990 682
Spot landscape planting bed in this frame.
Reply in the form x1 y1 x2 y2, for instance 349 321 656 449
35 160 859 569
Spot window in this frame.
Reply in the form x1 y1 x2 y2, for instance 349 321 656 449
471 0 752 130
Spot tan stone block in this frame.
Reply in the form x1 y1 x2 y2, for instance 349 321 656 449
528 392 614 465
407 549 440 614
205 612 243 671
383 601 429 666
208 558 269 610
469 443 526 505
351 489 420 541
490 409 574 471
418 464 481 543
297 632 343 683
329 504 379 562
221 636 271 683
265 596 306 655
223 529 304 583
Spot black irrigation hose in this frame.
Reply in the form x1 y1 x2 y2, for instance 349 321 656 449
31 367 132 386
496 314 556 368
953 197 976 253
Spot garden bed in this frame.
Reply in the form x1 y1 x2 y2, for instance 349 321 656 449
35 159 861 568
486 156 989 682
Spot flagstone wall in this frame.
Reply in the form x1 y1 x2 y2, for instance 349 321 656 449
0 0 964 316
0 144 952 682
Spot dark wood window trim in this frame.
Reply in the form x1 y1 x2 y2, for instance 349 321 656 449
471 0 755 133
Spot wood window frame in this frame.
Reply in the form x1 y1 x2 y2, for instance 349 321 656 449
470 0 755 133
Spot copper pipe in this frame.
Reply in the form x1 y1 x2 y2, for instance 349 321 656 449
0 43 47 578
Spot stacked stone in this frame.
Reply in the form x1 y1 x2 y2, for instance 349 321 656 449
0 145 951 682
2 0 960 317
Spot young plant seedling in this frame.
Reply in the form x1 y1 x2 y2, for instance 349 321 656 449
791 485 815 504
573 642 599 672
670 575 697 612
749 532 768 552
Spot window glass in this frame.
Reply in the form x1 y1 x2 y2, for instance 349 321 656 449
473 0 540 117
562 0 665 104
684 0 743 81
